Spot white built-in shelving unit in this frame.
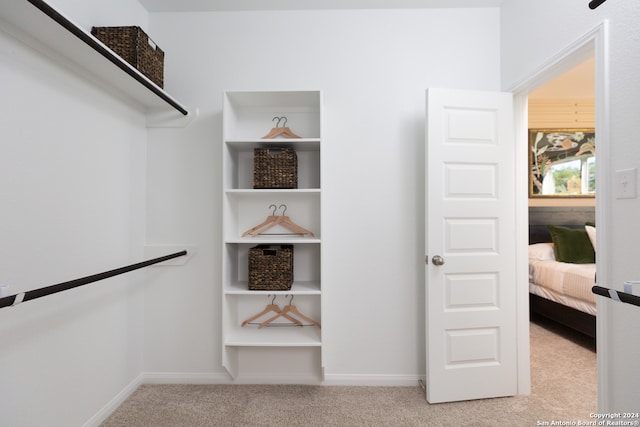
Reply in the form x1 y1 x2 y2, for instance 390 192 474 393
222 91 323 380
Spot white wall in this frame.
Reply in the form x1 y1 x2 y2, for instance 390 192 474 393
502 0 640 411
47 0 148 31
0 2 149 426
12 0 640 421
143 8 501 381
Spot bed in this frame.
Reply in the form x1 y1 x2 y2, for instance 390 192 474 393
528 207 597 338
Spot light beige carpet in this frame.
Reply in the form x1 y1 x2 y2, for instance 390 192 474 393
101 319 596 426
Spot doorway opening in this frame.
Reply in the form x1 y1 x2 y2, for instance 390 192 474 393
511 22 608 411
529 56 598 414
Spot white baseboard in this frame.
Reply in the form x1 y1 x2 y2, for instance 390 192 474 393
141 372 423 386
82 373 143 427
231 373 323 385
142 371 323 385
143 371 233 384
322 374 424 387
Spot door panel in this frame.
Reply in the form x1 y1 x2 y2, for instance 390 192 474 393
445 163 497 198
446 273 498 309
425 88 517 403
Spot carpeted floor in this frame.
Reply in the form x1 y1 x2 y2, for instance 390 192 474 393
101 319 596 426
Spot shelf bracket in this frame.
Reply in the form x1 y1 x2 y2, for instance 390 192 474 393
146 106 199 128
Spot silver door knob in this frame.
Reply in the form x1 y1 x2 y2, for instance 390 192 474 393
432 255 445 266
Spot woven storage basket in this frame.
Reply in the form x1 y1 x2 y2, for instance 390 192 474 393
248 245 294 291
91 26 164 88
253 148 298 189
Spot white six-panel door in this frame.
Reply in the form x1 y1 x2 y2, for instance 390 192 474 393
425 89 517 403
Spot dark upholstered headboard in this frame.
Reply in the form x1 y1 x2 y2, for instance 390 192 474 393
529 206 595 244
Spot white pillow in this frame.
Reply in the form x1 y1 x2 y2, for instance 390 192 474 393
528 242 556 261
585 225 596 252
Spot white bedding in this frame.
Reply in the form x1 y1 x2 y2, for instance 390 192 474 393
529 243 597 316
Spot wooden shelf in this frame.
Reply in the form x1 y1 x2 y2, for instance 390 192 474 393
224 327 322 347
224 281 321 295
0 0 192 122
225 237 321 244
225 189 321 194
225 139 321 151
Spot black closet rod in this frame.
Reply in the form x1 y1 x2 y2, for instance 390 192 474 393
0 250 187 309
592 285 640 308
589 0 607 10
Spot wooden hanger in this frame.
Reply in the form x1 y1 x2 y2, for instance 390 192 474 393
242 204 280 237
244 204 314 237
262 116 302 139
258 295 321 329
241 295 302 327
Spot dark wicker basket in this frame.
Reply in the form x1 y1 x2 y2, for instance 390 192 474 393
248 245 294 290
91 26 164 88
253 148 298 189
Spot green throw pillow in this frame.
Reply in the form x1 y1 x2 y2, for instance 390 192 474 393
547 225 596 264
